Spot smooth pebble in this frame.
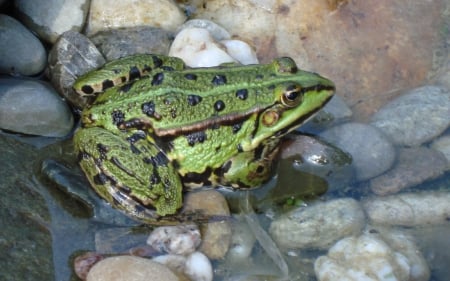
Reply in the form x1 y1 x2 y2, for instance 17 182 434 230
0 14 46 75
0 78 73 137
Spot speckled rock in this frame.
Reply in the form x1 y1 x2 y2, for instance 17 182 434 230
90 27 173 60
14 0 88 43
363 191 450 226
85 0 186 36
314 227 429 281
371 86 450 146
269 198 365 249
48 31 105 108
184 190 231 259
0 14 46 75
87 256 180 281
0 78 73 137
320 122 396 181
370 147 448 195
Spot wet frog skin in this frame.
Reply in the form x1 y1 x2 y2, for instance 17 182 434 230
73 54 335 224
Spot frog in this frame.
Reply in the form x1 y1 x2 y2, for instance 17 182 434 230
72 54 335 225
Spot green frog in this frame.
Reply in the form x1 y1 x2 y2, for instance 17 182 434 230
73 54 335 224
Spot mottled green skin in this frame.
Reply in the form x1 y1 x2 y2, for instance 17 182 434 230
73 54 335 224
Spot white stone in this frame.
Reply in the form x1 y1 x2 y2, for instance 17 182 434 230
147 224 201 255
185 252 213 281
221 39 259 65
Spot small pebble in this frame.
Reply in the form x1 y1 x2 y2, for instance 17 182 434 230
177 19 231 41
86 256 179 281
269 198 365 249
147 225 201 255
320 122 396 181
0 14 47 75
184 252 213 281
14 0 88 43
184 190 232 259
371 85 450 146
363 191 450 226
0 78 73 137
370 147 448 195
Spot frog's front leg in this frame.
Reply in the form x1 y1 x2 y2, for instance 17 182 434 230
74 127 183 221
219 140 280 189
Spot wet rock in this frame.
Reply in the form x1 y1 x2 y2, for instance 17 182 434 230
0 14 46 75
85 0 186 36
14 0 89 43
371 85 450 146
0 78 74 137
225 217 256 262
320 122 396 181
86 256 180 281
48 31 105 108
314 227 430 281
370 147 448 195
147 225 201 255
184 190 232 259
431 134 450 169
90 27 173 61
281 134 353 190
363 191 450 226
269 198 365 249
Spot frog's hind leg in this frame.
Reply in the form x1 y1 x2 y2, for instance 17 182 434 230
74 127 183 221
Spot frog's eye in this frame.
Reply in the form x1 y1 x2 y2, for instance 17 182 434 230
281 85 303 107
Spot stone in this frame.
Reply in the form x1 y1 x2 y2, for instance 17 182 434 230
0 78 74 137
363 191 450 226
0 14 46 75
184 190 232 259
14 0 88 43
85 0 186 36
269 198 365 249
320 122 396 181
371 85 450 146
87 256 179 281
370 147 448 195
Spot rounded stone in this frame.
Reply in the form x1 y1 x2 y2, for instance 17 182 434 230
320 122 396 181
0 14 46 75
0 78 74 137
87 256 179 281
14 0 88 43
363 191 450 227
371 85 450 146
269 198 365 249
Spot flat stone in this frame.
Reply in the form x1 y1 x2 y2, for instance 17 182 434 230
371 86 450 146
14 0 88 43
320 122 396 181
370 147 448 195
0 78 74 137
0 14 46 75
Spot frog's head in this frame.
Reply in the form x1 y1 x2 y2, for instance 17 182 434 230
253 67 335 144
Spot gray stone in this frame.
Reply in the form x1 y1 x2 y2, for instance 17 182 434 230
371 85 450 146
14 0 89 43
48 31 105 108
320 122 396 181
370 147 448 195
0 14 46 75
269 198 365 249
90 26 173 61
0 78 74 137
431 134 450 170
363 191 450 226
